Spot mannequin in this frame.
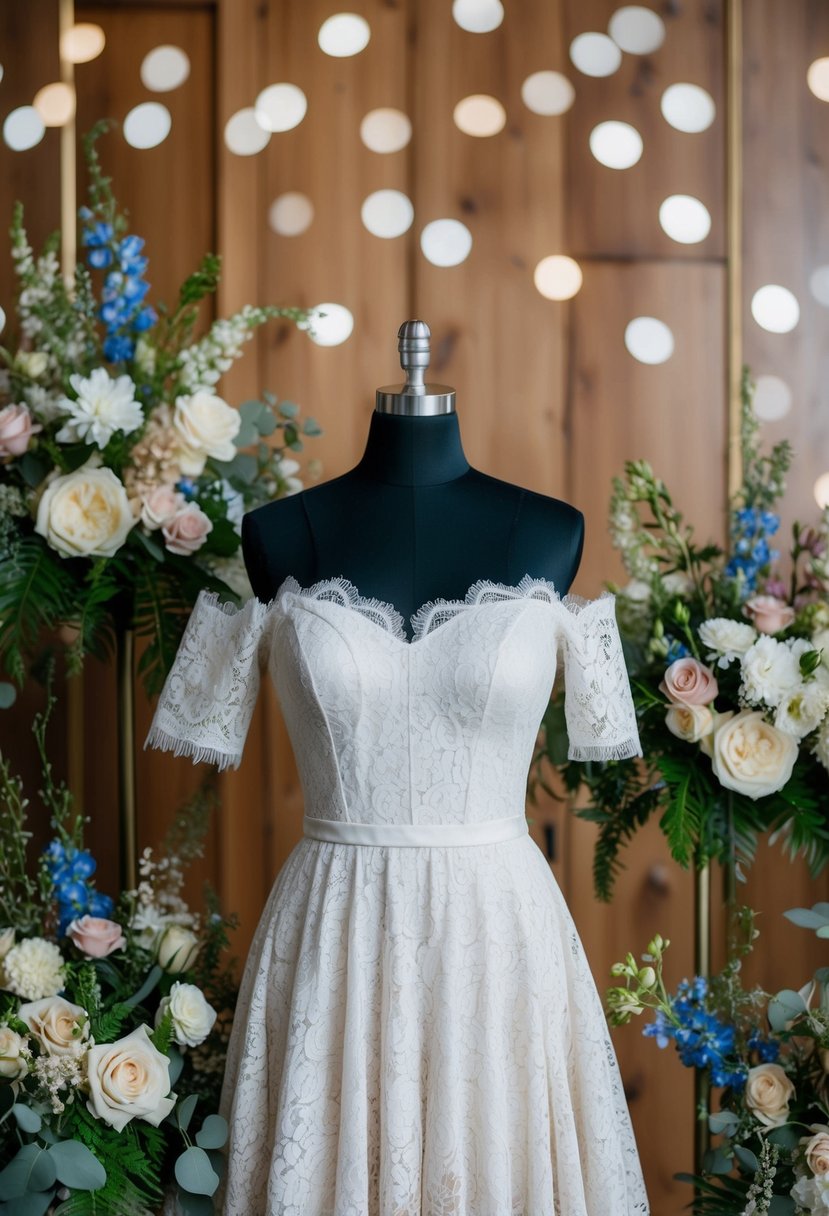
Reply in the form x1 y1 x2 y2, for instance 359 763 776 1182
242 320 584 636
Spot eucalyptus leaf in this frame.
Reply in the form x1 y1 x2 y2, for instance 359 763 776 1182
708 1110 739 1134
0 1189 55 1215
47 1140 106 1190
767 1123 801 1149
783 907 829 930
19 450 53 488
195 1115 229 1150
733 1144 759 1174
0 683 16 709
168 1044 184 1087
175 1191 214 1216
256 411 276 436
11 1105 41 1134
234 419 257 448
277 400 299 418
768 989 808 1030
174 1147 219 1197
239 399 264 423
211 453 257 484
0 1144 57 1199
702 1145 733 1175
123 963 163 1010
133 528 166 563
176 1093 199 1133
206 1149 225 1181
769 1197 797 1215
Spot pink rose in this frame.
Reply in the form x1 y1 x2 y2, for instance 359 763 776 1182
140 484 186 531
743 595 796 635
162 503 213 555
0 403 42 457
67 915 126 959
659 656 719 706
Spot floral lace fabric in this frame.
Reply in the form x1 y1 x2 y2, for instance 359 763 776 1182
145 572 649 1215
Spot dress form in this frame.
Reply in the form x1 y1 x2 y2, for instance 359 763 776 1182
242 320 585 639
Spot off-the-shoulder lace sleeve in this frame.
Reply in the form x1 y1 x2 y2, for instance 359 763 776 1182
143 590 271 772
559 593 643 763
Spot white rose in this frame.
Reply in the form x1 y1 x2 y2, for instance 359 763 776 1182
155 982 217 1047
710 709 798 800
745 1062 794 1127
740 635 802 708
35 464 136 559
86 1024 176 1132
665 703 714 743
805 1128 829 1177
0 1025 29 1080
172 391 240 473
17 996 91 1059
698 618 758 668
157 925 200 974
0 928 14 960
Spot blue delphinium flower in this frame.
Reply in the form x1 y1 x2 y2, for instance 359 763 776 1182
103 334 136 363
748 1029 780 1063
80 211 157 362
665 637 690 663
42 838 114 937
643 974 748 1090
176 478 197 500
726 507 781 596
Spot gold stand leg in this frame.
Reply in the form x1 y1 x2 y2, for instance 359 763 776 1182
116 627 138 892
694 859 711 1180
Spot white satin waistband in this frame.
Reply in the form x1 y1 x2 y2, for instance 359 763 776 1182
302 812 529 847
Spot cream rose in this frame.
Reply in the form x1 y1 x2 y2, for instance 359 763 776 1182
140 484 186 532
743 594 796 635
157 925 200 974
35 465 136 559
745 1062 794 1127
665 703 714 743
659 657 719 706
161 503 212 556
0 403 42 457
86 1024 176 1132
67 915 126 959
710 709 798 799
172 391 240 474
805 1128 829 1176
0 1026 29 1080
155 982 217 1047
17 996 91 1059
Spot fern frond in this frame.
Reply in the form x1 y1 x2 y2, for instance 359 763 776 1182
0 535 79 682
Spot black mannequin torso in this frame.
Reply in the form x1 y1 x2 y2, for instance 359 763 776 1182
242 411 584 640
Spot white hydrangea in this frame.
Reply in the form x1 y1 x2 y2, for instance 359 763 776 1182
740 635 803 708
56 369 144 448
3 938 66 1000
698 618 758 668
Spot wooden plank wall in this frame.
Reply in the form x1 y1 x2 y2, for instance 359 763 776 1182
2 2 829 1212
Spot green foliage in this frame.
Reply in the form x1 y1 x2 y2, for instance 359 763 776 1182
56 1105 164 1216
0 535 78 685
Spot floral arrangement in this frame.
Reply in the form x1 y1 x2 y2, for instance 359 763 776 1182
531 370 829 899
0 121 322 700
608 906 829 1216
0 673 238 1214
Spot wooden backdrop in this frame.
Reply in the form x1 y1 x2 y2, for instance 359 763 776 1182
2 2 829 1211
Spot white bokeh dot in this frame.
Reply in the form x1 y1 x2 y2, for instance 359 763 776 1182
140 46 191 92
60 23 105 64
809 265 829 307
302 303 354 347
814 472 829 509
33 82 75 127
123 102 171 149
751 285 800 334
0 305 5 335
452 0 504 33
268 193 314 236
521 71 575 116
807 58 829 102
361 190 414 238
608 6 665 54
318 13 371 57
570 32 622 77
255 83 307 133
534 256 583 300
224 107 271 155
625 316 674 364
661 83 716 132
3 107 45 151
658 195 711 244
589 120 642 169
752 375 792 421
360 108 411 153
420 219 473 267
453 94 506 137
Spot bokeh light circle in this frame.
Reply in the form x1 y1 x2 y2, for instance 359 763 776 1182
809 265 829 307
3 107 46 151
302 303 354 346
570 32 622 77
589 120 643 169
807 58 829 102
752 375 793 421
224 107 271 155
360 108 412 153
140 46 191 92
33 82 76 127
452 0 504 33
453 94 506 136
625 316 674 364
123 102 171 149
521 70 575 116
60 23 105 64
661 83 716 132
268 193 314 236
420 219 473 267
361 190 414 238
534 256 583 300
318 13 371 57
658 194 711 244
751 285 800 334
254 83 307 133
608 6 665 54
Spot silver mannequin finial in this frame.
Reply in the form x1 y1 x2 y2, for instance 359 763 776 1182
375 320 456 415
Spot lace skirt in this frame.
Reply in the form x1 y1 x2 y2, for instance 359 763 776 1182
216 828 649 1216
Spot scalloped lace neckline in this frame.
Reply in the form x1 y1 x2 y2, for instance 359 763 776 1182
273 571 612 645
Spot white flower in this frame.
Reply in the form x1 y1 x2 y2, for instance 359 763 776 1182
740 635 802 708
134 336 156 377
15 350 49 380
86 1024 176 1132
744 1062 795 1127
157 925 200 974
698 617 758 668
665 703 715 743
662 570 694 597
710 709 798 799
813 627 829 670
172 390 240 474
22 384 63 423
775 679 829 739
35 464 136 558
620 578 651 603
3 938 66 1000
55 369 143 448
17 996 92 1059
815 716 829 773
130 903 170 952
791 1172 829 1212
0 1025 30 1079
155 982 217 1047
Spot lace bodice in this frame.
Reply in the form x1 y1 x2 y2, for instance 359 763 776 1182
144 573 642 823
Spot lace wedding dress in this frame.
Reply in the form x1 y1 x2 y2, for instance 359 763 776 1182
145 572 650 1216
